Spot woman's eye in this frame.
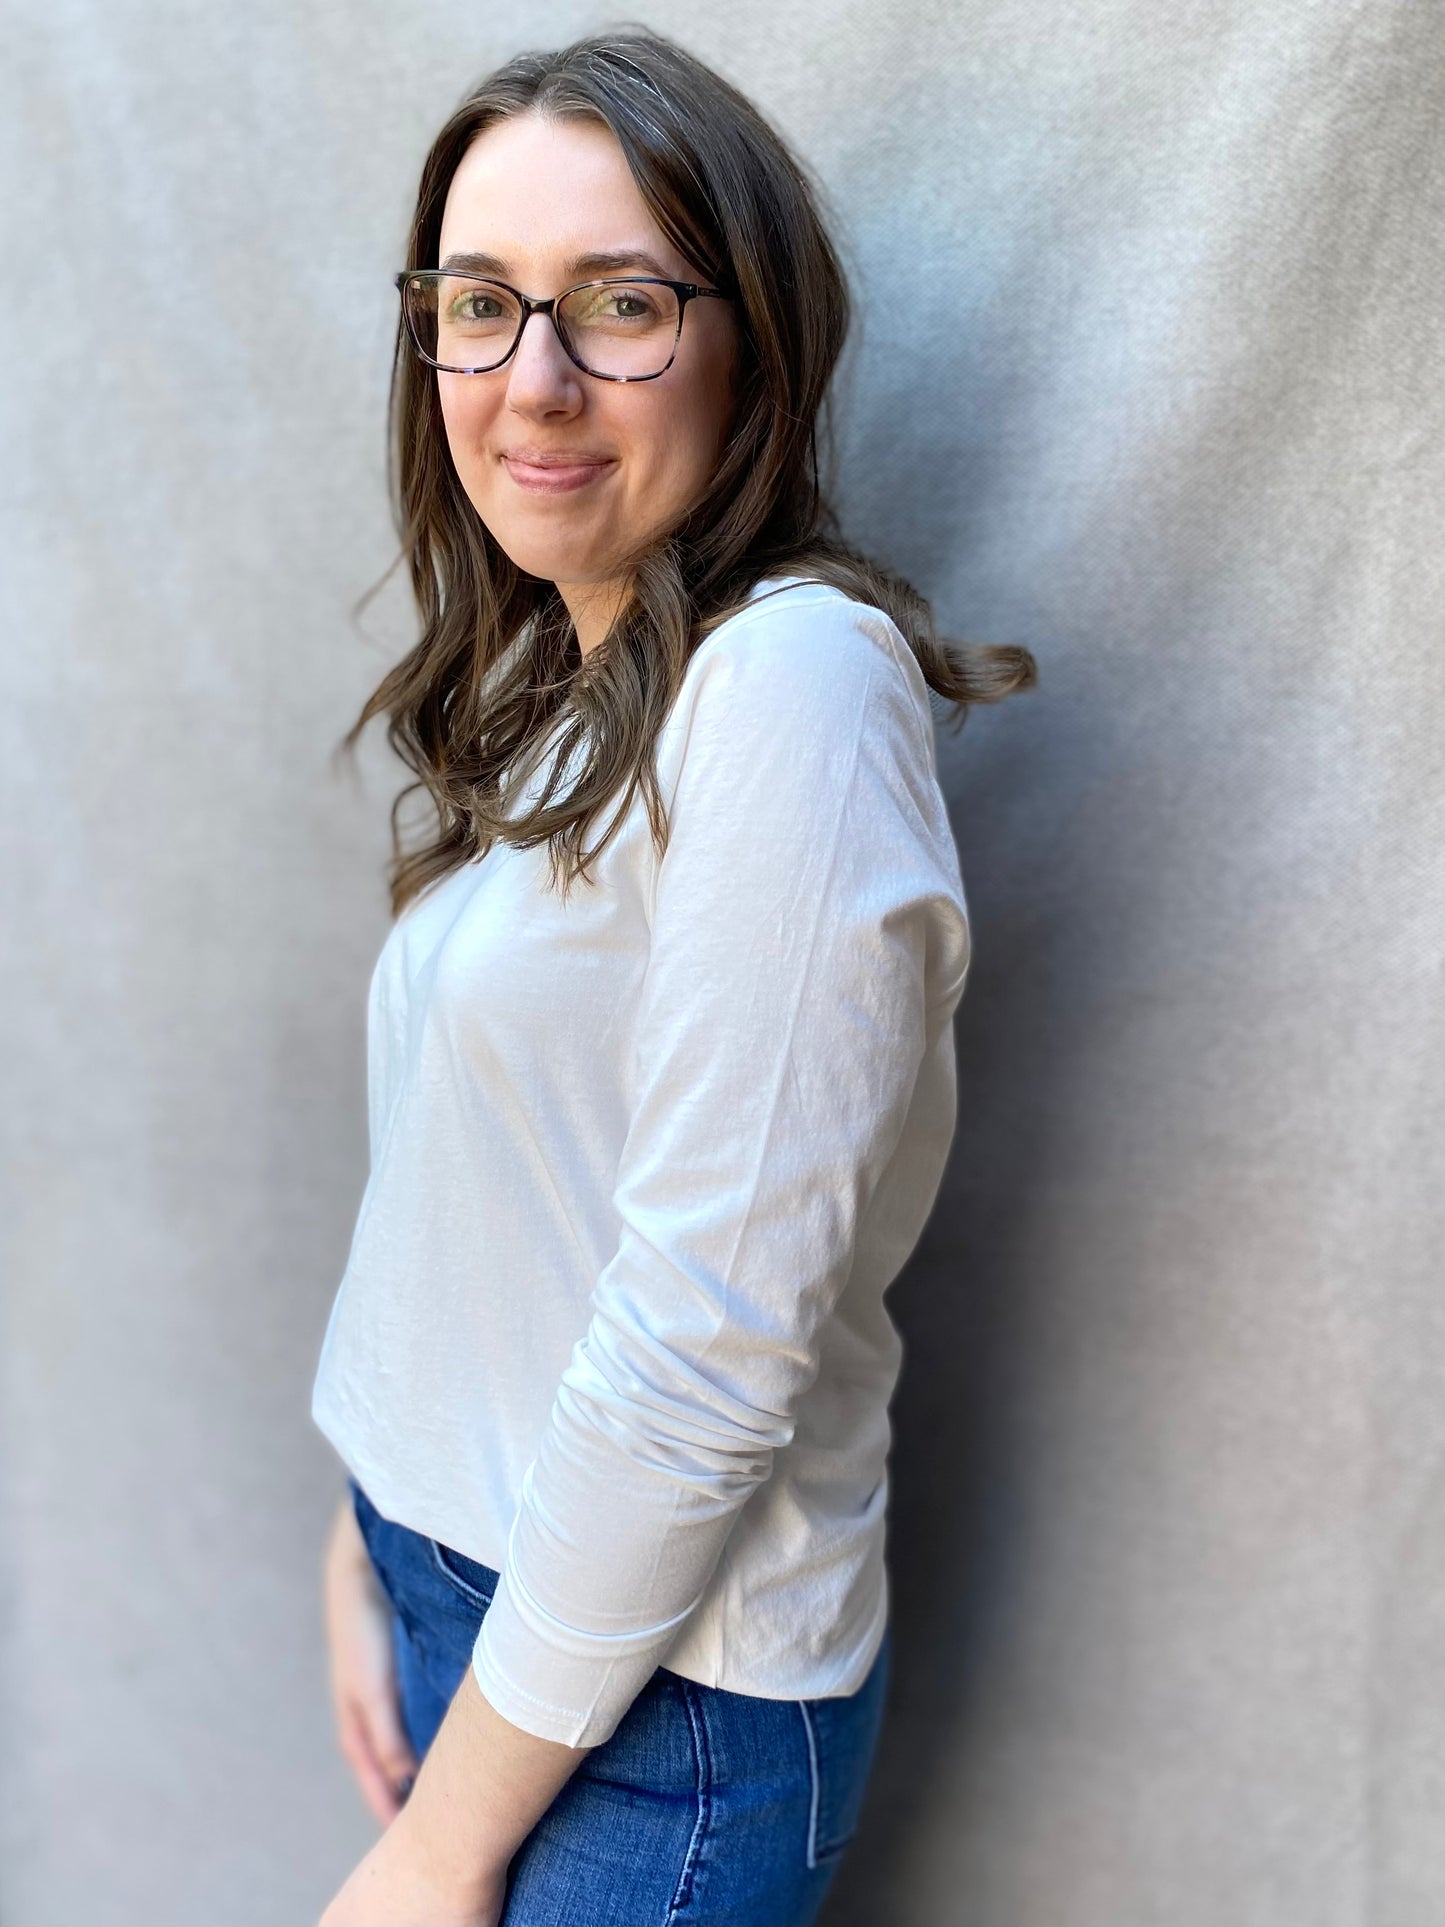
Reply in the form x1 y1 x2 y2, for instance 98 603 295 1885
611 289 660 320
574 286 661 324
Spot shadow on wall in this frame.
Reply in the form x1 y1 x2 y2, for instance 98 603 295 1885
816 202 1063 1919
807 172 1131 1921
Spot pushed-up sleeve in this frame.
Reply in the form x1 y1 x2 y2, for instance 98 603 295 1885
470 592 970 1746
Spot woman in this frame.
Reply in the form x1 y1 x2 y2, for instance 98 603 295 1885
313 26 1035 1927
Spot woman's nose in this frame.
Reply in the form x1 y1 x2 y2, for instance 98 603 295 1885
504 309 585 412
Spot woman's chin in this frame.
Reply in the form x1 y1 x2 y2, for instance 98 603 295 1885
490 535 616 588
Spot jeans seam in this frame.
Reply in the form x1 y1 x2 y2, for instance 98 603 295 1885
426 1536 494 1609
665 1681 713 1925
798 1699 823 1868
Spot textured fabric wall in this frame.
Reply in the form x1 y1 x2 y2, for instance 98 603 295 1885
2 3 1440 1923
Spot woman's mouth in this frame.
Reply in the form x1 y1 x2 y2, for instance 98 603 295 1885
500 454 618 494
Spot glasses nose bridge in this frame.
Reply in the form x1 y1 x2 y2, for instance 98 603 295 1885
512 290 571 364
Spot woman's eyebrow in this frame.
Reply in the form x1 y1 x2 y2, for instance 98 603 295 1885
439 247 679 280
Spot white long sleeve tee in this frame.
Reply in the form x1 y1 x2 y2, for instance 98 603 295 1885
311 576 972 1747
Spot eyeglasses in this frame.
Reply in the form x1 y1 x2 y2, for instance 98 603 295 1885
394 270 732 382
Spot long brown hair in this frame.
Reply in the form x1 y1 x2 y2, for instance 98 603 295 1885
339 25 1037 918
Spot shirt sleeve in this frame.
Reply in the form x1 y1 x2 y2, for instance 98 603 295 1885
470 590 970 1746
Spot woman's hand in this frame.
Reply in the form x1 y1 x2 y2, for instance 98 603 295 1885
322 1490 420 1828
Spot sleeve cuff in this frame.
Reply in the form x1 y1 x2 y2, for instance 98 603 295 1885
470 1562 701 1748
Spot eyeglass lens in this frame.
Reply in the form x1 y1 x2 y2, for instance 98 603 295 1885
403 273 683 377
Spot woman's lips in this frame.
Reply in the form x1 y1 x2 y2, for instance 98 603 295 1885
501 455 617 494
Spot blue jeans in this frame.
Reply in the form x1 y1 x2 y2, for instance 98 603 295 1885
349 1475 892 1926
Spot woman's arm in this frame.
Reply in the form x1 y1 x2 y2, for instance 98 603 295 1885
318 1493 595 1925
318 1664 593 1926
390 1670 592 1892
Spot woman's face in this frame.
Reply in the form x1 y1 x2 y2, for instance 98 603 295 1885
433 111 740 611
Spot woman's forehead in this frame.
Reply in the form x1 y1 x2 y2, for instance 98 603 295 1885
439 115 685 278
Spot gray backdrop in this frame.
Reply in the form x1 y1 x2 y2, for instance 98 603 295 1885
3 2 1441 1923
